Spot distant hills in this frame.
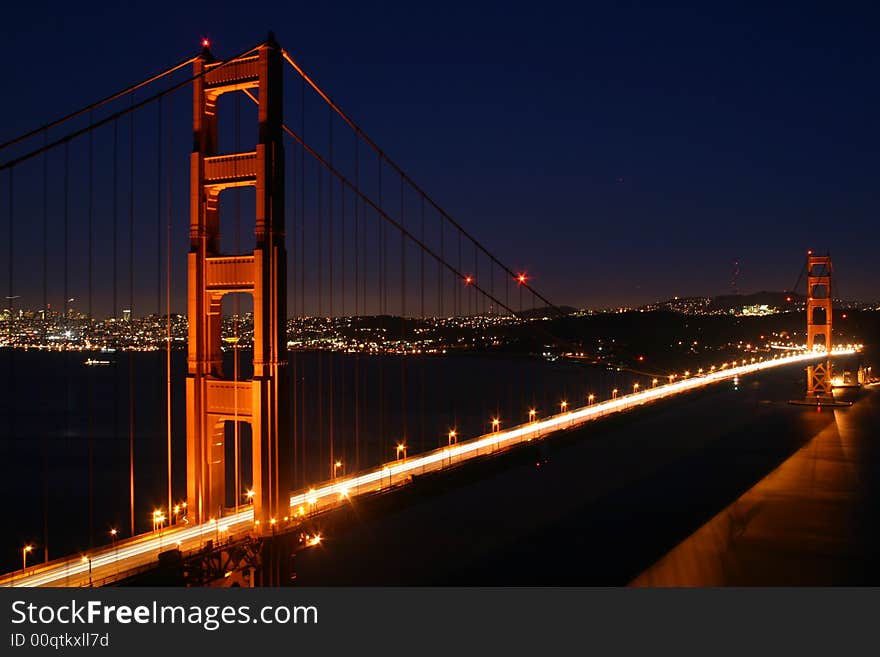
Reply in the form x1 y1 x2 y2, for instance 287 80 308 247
706 291 805 312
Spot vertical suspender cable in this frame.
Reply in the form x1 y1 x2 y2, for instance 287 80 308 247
377 155 384 463
6 168 14 543
290 101 298 490
400 176 406 445
233 92 241 511
334 185 351 468
128 103 135 536
474 245 478 317
419 195 425 453
63 143 69 326
87 112 95 548
457 229 462 317
439 214 444 318
62 144 71 541
353 136 360 471
155 97 166 518
328 109 334 480
299 77 306 483
164 96 173 522
419 196 425 321
340 181 346 471
316 166 323 481
41 131 50 562
111 119 120 540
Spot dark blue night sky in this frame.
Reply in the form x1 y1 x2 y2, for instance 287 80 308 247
2 1 878 308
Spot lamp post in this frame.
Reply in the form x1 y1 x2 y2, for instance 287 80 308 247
333 461 344 480
110 529 118 570
491 418 500 432
448 429 457 446
560 400 568 413
528 409 536 422
633 382 640 394
396 443 407 462
81 555 92 587
612 388 618 399
22 545 32 572
151 510 166 533
652 378 658 388
587 394 595 405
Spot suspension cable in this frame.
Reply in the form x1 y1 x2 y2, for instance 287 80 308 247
264 112 580 354
281 48 566 317
0 42 263 173
256 106 537 320
0 55 198 152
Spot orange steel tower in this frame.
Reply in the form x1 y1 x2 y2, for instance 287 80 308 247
805 252 833 401
186 35 290 530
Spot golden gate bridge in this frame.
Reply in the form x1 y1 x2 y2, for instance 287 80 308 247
0 33 858 586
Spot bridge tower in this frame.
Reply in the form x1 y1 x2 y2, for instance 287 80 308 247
805 252 833 401
187 35 290 530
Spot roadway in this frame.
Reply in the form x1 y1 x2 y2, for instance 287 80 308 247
0 348 858 587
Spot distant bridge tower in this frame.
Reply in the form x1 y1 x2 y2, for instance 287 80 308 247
186 35 290 530
805 251 833 401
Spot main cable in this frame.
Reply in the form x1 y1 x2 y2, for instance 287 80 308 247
0 55 198 153
281 49 567 318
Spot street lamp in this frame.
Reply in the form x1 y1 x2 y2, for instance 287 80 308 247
333 461 344 479
152 510 166 532
109 529 119 566
612 388 618 399
246 489 255 504
22 545 32 572
396 443 407 462
587 394 595 405
633 382 640 393
448 429 457 445
560 400 568 413
528 408 537 422
81 555 92 587
652 378 658 388
491 418 500 432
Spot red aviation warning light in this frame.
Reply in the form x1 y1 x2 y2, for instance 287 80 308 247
463 275 473 285
201 37 210 48
516 273 527 285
